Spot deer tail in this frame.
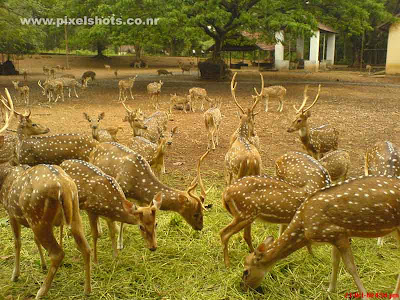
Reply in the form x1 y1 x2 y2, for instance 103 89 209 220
58 182 74 226
237 158 260 179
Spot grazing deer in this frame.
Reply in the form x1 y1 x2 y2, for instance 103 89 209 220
319 149 350 182
169 93 191 113
141 111 171 143
204 98 222 150
10 109 98 166
224 73 263 185
90 143 210 231
12 81 29 105
242 176 400 299
21 69 28 81
38 79 64 102
365 140 400 246
60 159 162 262
104 64 111 70
252 82 286 112
61 74 76 79
58 77 84 98
178 61 191 74
147 80 164 110
0 164 91 299
83 112 121 142
287 85 339 159
118 75 138 101
189 87 211 112
81 71 96 86
157 69 173 76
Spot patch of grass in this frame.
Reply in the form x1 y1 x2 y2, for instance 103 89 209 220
0 172 399 299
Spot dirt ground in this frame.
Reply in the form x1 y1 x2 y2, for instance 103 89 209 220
2 54 400 183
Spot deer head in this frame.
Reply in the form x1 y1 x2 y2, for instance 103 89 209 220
121 101 147 135
13 109 50 138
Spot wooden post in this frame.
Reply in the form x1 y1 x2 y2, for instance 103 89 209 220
360 30 365 71
64 24 69 69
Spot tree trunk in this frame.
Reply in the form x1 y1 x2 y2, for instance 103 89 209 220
134 45 142 60
213 37 224 60
64 24 69 69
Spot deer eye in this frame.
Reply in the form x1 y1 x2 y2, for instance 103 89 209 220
32 124 37 127
297 119 301 123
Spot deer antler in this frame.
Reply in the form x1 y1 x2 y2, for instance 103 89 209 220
302 84 321 113
0 89 14 134
197 150 211 200
1 91 29 117
121 100 132 113
293 85 321 114
231 72 245 114
251 73 264 113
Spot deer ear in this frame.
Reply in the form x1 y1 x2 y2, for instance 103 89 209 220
178 194 190 205
99 112 105 120
83 112 89 120
171 126 178 135
152 192 163 210
256 236 274 253
122 115 128 122
305 110 311 117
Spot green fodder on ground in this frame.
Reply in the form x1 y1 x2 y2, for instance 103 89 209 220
0 172 398 300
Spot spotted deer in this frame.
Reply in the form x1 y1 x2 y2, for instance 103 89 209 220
287 85 339 159
189 87 211 112
83 112 121 142
10 109 98 166
58 77 85 98
220 151 331 267
118 75 138 101
242 176 400 300
104 64 111 70
252 83 286 112
38 79 64 102
81 71 96 86
147 80 163 110
0 164 91 299
178 61 192 74
169 93 191 113
90 143 210 231
12 80 29 105
60 159 162 262
319 149 350 182
224 72 263 186
121 101 148 136
204 98 222 150
158 69 173 76
365 140 400 246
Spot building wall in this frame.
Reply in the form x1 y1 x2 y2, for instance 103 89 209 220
386 22 400 75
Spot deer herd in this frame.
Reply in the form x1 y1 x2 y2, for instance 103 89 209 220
0 67 399 300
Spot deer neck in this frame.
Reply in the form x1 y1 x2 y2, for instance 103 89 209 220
298 124 311 146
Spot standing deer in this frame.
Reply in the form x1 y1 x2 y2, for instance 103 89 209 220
189 87 211 112
83 112 121 142
365 140 400 246
38 79 64 102
224 73 263 185
319 149 350 182
60 159 162 261
81 71 96 86
58 77 85 98
287 85 339 159
204 98 222 150
114 69 118 78
104 64 111 70
178 61 191 74
242 176 400 300
12 80 29 105
147 80 163 109
157 69 173 76
118 75 138 101
10 109 98 166
0 164 91 299
252 83 286 112
90 143 210 231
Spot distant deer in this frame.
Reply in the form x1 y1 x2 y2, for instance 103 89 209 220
104 64 111 70
178 61 191 74
252 81 286 112
83 112 121 142
147 80 163 110
189 87 211 112
58 77 85 98
38 79 64 102
81 71 96 86
157 69 173 76
43 65 50 75
224 72 262 185
242 176 400 300
12 80 29 105
169 93 191 113
287 85 339 159
114 69 118 78
366 64 372 75
118 75 138 101
60 159 162 261
204 98 222 150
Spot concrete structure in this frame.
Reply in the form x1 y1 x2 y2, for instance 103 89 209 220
274 31 289 70
379 15 400 75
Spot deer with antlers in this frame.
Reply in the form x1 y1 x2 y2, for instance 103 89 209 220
118 75 138 101
220 149 331 267
242 176 400 299
189 87 211 112
364 140 400 246
204 98 222 150
287 85 339 159
224 73 263 186
60 159 163 261
147 80 164 110
319 149 350 182
12 80 29 105
121 101 148 136
90 143 210 231
252 83 286 112
83 112 121 142
38 79 64 102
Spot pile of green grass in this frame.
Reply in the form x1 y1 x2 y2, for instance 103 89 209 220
0 171 398 300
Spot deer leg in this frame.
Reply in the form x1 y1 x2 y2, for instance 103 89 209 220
32 224 65 299
69 207 91 295
336 238 367 300
9 218 21 282
105 219 119 258
68 88 71 98
58 224 64 249
265 95 269 112
393 229 400 295
219 217 254 267
278 97 283 112
118 89 122 102
34 235 47 271
129 88 134 100
211 128 216 150
74 87 78 98
243 224 254 252
117 222 124 250
327 246 341 292
87 213 100 264
377 237 384 246
215 126 220 146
